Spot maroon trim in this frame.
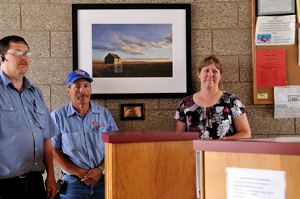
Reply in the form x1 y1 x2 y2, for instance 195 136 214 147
102 130 199 143
193 138 300 155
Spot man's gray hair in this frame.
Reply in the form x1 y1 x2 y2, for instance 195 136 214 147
67 82 91 88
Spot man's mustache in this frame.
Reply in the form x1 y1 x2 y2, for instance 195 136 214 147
78 94 89 98
19 61 28 66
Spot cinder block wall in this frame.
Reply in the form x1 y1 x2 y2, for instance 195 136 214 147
1 0 299 180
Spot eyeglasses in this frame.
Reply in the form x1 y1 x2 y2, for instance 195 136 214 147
5 51 32 57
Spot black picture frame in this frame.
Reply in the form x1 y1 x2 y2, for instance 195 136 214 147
72 4 191 99
121 103 145 120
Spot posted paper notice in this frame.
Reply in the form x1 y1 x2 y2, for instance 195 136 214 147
256 49 286 87
255 15 295 45
274 86 300 118
226 168 286 199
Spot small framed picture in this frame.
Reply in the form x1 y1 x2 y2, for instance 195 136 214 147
121 104 145 120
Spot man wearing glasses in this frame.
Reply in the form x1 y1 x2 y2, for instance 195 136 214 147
0 35 58 199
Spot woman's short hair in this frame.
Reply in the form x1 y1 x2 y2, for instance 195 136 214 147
198 54 224 75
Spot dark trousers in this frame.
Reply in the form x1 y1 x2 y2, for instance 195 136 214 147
0 171 47 199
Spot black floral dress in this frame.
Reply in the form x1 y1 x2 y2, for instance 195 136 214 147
175 91 247 139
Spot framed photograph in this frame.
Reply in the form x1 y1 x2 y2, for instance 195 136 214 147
72 4 191 99
256 0 296 16
121 104 145 120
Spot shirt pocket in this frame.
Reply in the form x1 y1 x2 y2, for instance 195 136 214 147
91 125 107 151
0 104 24 127
61 131 82 154
92 124 109 134
33 106 47 129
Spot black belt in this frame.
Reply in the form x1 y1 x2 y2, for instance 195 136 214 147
0 171 44 181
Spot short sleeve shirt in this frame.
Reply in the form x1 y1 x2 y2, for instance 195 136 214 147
51 102 118 174
0 70 59 179
175 91 247 139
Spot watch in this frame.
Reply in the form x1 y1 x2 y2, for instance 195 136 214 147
98 166 105 175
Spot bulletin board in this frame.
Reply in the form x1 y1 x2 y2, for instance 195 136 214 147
252 0 300 104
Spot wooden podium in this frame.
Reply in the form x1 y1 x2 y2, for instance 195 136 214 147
102 130 199 199
193 137 300 199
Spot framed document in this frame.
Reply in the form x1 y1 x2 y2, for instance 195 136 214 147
257 0 296 16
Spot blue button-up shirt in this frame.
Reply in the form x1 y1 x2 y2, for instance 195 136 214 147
51 102 118 174
0 70 59 179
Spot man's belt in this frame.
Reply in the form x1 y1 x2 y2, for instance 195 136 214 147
19 173 27 178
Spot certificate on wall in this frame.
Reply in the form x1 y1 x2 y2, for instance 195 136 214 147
257 0 295 16
256 49 286 88
255 15 295 46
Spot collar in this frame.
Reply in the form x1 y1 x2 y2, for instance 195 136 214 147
0 70 35 92
66 101 100 117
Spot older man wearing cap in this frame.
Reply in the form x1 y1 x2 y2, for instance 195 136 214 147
51 69 118 199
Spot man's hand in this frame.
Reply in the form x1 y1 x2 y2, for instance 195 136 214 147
81 168 102 185
45 176 58 199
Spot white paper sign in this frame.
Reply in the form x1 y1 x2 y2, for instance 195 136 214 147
255 15 295 46
226 168 286 199
274 86 300 118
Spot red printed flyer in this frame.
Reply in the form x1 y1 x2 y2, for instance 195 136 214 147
256 49 286 87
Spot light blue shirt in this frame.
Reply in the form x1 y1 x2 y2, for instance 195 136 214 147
51 102 118 174
0 70 59 179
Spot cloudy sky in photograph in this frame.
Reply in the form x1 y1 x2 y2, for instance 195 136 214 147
92 24 172 62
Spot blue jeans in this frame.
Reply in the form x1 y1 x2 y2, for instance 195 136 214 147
60 175 104 199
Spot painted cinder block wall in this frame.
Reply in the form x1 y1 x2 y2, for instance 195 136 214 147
0 0 299 179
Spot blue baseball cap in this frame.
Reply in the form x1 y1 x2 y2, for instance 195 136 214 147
66 69 93 84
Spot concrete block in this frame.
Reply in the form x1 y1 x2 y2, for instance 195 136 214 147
51 32 72 58
239 2 252 28
133 110 177 131
192 3 238 29
248 108 295 135
191 30 212 56
0 4 20 30
213 29 252 55
37 84 51 110
239 55 252 82
50 84 70 111
26 58 73 85
21 4 71 31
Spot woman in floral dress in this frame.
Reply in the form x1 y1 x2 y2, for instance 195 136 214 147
175 55 251 139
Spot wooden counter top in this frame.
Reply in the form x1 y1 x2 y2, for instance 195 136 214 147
193 137 300 155
102 130 199 143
